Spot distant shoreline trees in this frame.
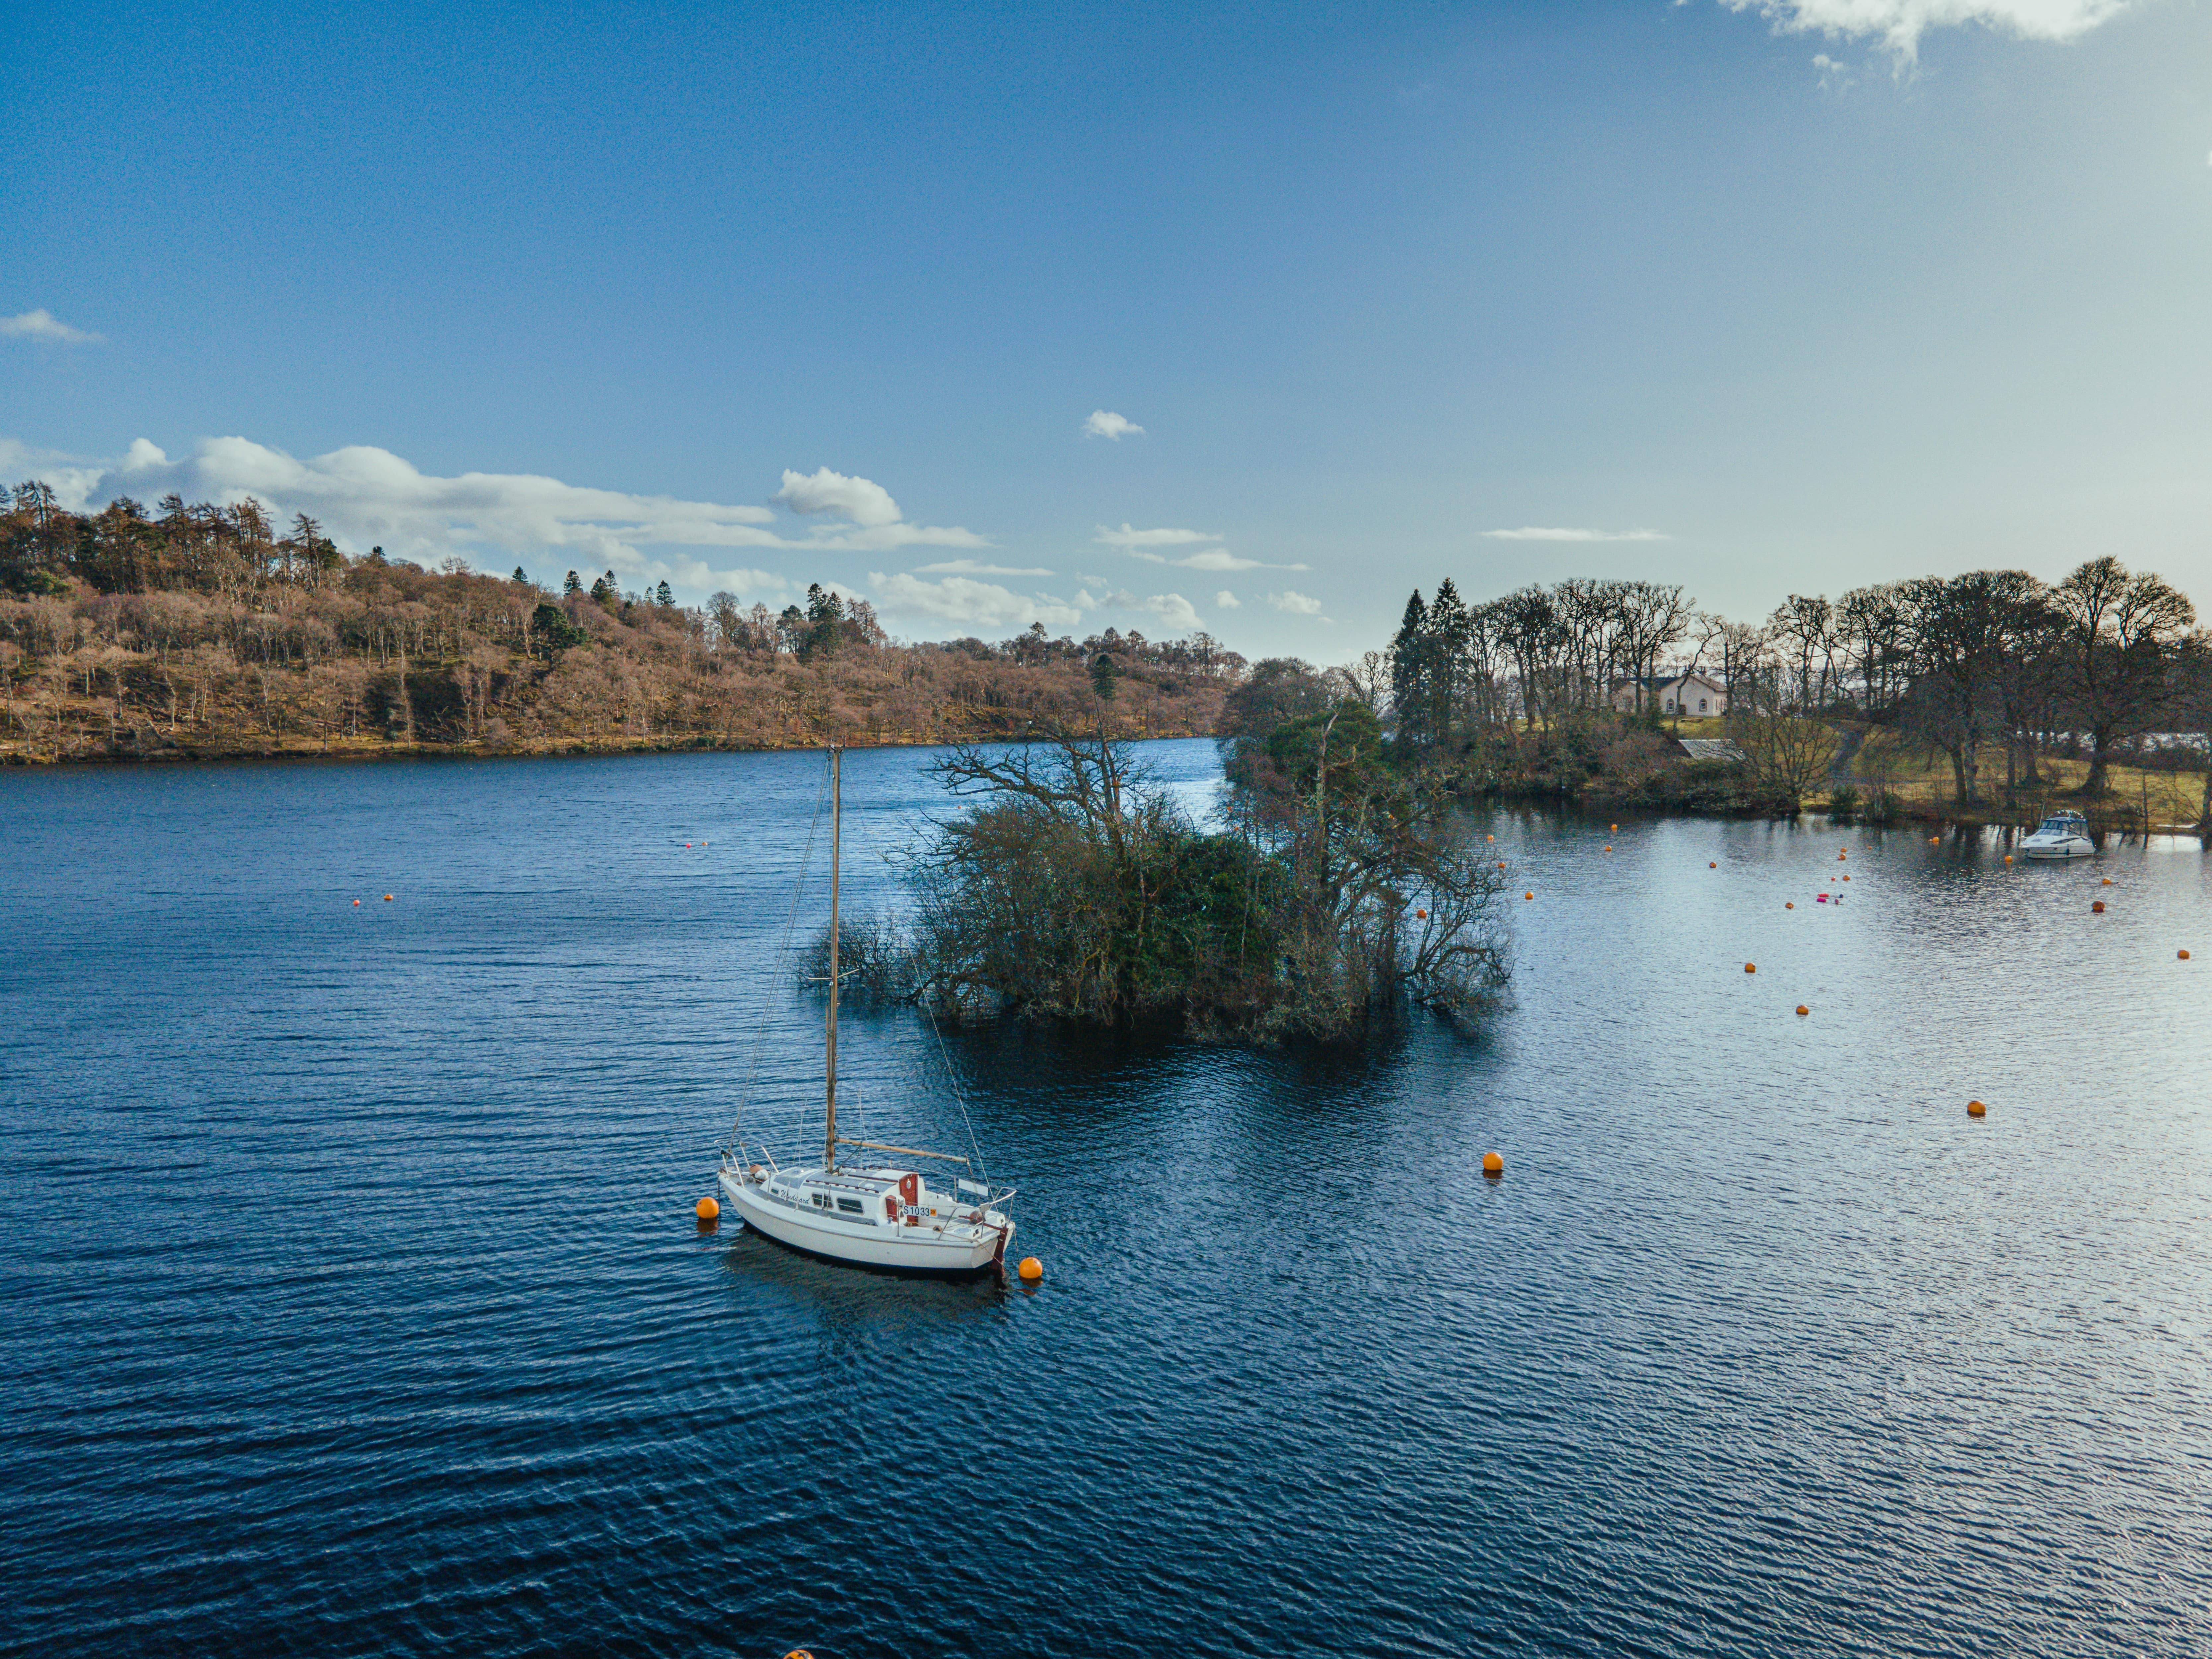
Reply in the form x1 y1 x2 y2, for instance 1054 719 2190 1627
0 483 1240 759
1379 562 2203 816
7 476 2207 827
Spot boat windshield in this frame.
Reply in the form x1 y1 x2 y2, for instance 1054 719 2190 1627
2033 818 2083 837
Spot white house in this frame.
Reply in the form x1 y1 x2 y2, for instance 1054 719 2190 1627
1608 671 1727 718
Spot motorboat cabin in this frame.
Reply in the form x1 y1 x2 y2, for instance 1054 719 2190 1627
2018 811 2095 860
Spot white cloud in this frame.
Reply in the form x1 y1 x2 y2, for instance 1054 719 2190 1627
17 434 987 583
1133 546 1309 573
1095 525 1305 571
913 558 1056 576
1215 590 1241 610
1267 590 1325 616
771 465 901 527
662 561 788 598
1143 593 1202 631
1480 526 1673 542
171 439 792 574
1083 411 1144 441
1094 523 1218 548
0 438 110 509
1719 0 2131 60
869 571 1085 631
1 309 102 345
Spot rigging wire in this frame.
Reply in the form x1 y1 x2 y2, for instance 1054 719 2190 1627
724 756 833 1164
921 994 994 1201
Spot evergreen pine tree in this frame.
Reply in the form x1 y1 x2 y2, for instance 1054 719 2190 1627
1426 579 1471 750
1389 589 1430 748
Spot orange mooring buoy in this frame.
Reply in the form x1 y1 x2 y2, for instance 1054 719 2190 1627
1744 962 1756 974
696 1195 720 1222
2003 855 2013 864
1482 1151 1504 1178
352 899 361 906
1842 874 1851 882
1796 1004 1809 1016
1018 1256 1044 1282
1709 861 1717 869
2092 900 2105 913
1524 891 1534 901
1967 1100 1986 1118
2181 950 2193 961
1786 902 1794 909
1415 908 1428 919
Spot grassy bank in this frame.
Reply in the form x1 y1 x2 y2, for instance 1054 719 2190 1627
1822 725 2207 832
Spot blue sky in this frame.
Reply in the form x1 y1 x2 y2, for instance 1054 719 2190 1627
5 0 2208 654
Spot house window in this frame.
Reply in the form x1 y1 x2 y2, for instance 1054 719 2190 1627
1699 698 1708 712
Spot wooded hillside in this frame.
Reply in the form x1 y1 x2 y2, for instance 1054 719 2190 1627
0 484 1241 762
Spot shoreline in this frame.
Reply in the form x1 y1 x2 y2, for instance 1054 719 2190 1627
0 725 1217 770
7 731 2204 841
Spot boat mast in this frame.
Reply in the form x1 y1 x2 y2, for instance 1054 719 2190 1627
824 744 841 1172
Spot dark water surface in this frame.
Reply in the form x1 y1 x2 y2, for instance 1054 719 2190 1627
4 743 2209 1658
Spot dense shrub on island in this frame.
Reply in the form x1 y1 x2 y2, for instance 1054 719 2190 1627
802 717 1511 1044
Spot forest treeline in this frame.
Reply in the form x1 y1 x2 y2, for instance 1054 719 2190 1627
0 484 1239 759
9 478 2209 828
1365 565 2212 824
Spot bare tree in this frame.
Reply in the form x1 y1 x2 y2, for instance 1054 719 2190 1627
2052 556 2197 795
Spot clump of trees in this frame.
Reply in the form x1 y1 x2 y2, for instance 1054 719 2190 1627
1377 560 2206 819
880 721 1509 1042
0 483 1241 759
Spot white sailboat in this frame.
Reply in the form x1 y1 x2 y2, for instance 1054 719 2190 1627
717 747 1017 1274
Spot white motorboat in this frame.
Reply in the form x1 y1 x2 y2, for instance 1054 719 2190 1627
717 747 1016 1275
2018 811 2096 859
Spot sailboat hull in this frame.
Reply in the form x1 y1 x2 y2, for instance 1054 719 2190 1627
720 1170 1011 1275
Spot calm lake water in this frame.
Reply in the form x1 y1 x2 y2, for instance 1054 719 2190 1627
4 741 2209 1658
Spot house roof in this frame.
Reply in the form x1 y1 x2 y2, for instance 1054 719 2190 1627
1679 737 1748 762
1613 671 1726 693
